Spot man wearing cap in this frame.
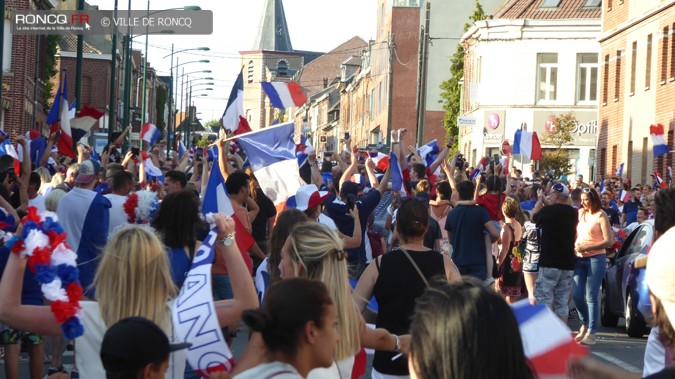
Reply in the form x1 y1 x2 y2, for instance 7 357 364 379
532 182 579 322
100 317 191 379
57 159 111 296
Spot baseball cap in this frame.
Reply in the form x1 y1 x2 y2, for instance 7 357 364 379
551 182 570 197
100 317 191 374
74 159 101 184
287 184 330 211
341 181 360 197
646 227 675 329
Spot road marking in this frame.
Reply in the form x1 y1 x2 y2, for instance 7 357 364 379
592 352 642 373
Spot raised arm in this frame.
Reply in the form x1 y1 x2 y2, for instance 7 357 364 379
216 139 235 182
339 146 359 194
428 135 453 176
365 157 379 189
113 125 132 146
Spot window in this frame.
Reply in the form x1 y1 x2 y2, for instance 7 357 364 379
630 41 637 95
577 53 598 103
603 54 609 104
614 50 622 101
3 19 11 72
607 0 612 10
277 60 288 77
246 60 254 83
645 34 653 89
541 0 561 8
583 0 602 7
537 53 558 102
662 27 670 83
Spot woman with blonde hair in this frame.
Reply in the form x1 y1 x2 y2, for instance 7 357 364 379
496 196 525 304
237 222 403 379
0 214 258 378
35 167 52 196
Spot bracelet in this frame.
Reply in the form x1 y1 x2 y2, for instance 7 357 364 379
393 334 400 352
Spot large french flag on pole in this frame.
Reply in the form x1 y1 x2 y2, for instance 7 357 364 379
389 152 408 198
260 81 307 109
222 70 252 136
141 123 161 146
512 300 587 378
650 123 669 157
47 76 76 159
512 130 542 161
236 122 304 214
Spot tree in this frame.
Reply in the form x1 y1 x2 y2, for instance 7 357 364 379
539 112 576 178
204 119 220 132
439 0 485 149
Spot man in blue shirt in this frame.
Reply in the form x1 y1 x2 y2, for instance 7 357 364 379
622 188 642 227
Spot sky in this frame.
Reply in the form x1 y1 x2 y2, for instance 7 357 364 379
85 0 377 122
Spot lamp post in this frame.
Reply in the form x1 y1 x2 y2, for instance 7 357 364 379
162 47 209 156
174 66 210 145
107 0 119 142
186 88 212 146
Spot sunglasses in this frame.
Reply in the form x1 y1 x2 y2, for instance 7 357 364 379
582 187 592 193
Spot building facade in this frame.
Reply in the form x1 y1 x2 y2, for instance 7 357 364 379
598 0 675 186
461 0 602 180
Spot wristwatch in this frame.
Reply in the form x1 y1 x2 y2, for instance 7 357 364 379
217 233 235 247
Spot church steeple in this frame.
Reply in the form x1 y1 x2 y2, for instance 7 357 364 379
252 0 293 52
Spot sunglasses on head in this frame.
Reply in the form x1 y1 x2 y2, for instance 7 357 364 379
582 187 592 193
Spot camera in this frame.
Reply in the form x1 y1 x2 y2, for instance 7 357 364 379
455 154 466 168
346 194 356 211
131 147 140 157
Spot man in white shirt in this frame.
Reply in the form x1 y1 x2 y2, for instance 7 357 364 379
26 172 46 213
104 171 134 235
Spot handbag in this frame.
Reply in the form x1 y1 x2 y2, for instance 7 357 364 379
398 247 430 288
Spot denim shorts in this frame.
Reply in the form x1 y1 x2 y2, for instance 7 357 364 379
534 267 574 318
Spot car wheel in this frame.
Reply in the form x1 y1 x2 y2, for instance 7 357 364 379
625 292 646 338
601 283 619 327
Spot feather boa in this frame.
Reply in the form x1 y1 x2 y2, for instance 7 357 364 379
123 190 159 224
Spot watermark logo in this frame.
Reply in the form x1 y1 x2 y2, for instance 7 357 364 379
12 10 212 35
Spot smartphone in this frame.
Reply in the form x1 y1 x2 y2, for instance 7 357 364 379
369 151 378 158
344 132 350 140
131 147 140 157
346 194 355 211
196 147 204 156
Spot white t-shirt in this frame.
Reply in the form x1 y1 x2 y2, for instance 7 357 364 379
104 193 128 235
28 194 46 213
308 356 354 379
318 213 338 231
234 361 302 379
77 301 185 379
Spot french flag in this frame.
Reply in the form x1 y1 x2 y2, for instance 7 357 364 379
236 122 304 215
512 300 586 379
296 135 314 168
177 140 186 160
140 151 164 183
202 148 255 269
71 105 104 142
261 81 307 109
616 163 624 178
653 171 667 189
46 75 76 159
389 152 408 198
371 152 389 172
141 123 161 147
650 123 669 157
417 140 439 167
222 70 252 136
512 130 542 160
0 139 20 174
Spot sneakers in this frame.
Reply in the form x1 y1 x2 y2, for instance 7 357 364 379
580 333 597 346
574 325 587 342
568 308 579 320
47 366 67 376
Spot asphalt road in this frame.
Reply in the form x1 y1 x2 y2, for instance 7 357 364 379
1 318 648 378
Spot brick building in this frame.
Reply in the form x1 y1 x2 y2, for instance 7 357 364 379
597 0 675 185
1 0 53 138
460 0 602 180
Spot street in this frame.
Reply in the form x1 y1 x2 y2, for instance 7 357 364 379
0 318 649 378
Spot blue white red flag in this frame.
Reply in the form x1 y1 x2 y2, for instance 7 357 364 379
616 163 624 178
178 140 186 160
46 81 62 130
141 123 161 146
261 81 307 109
222 70 252 136
371 152 389 172
236 122 304 213
49 76 76 159
417 140 439 167
512 300 586 379
512 130 542 160
389 152 408 198
71 105 104 142
650 124 669 157
140 151 164 183
172 222 235 376
653 171 667 189
296 135 314 168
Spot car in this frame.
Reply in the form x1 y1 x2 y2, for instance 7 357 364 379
600 220 654 338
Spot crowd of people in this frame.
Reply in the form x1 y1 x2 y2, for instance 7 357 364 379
0 126 672 379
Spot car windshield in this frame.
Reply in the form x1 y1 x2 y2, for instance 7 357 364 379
628 224 653 257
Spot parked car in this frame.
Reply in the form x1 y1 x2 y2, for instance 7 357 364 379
601 220 654 338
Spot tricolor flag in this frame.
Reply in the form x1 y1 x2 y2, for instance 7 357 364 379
260 81 307 109
52 76 76 159
68 98 77 119
650 124 669 157
141 123 161 147
295 135 314 168
70 105 104 142
177 140 186 160
653 171 667 189
0 139 20 174
389 152 409 198
512 130 542 160
140 151 164 183
620 189 630 203
371 152 389 172
222 70 252 136
201 148 255 261
417 140 439 167
236 122 305 215
616 163 624 178
16 130 46 165
512 300 586 379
